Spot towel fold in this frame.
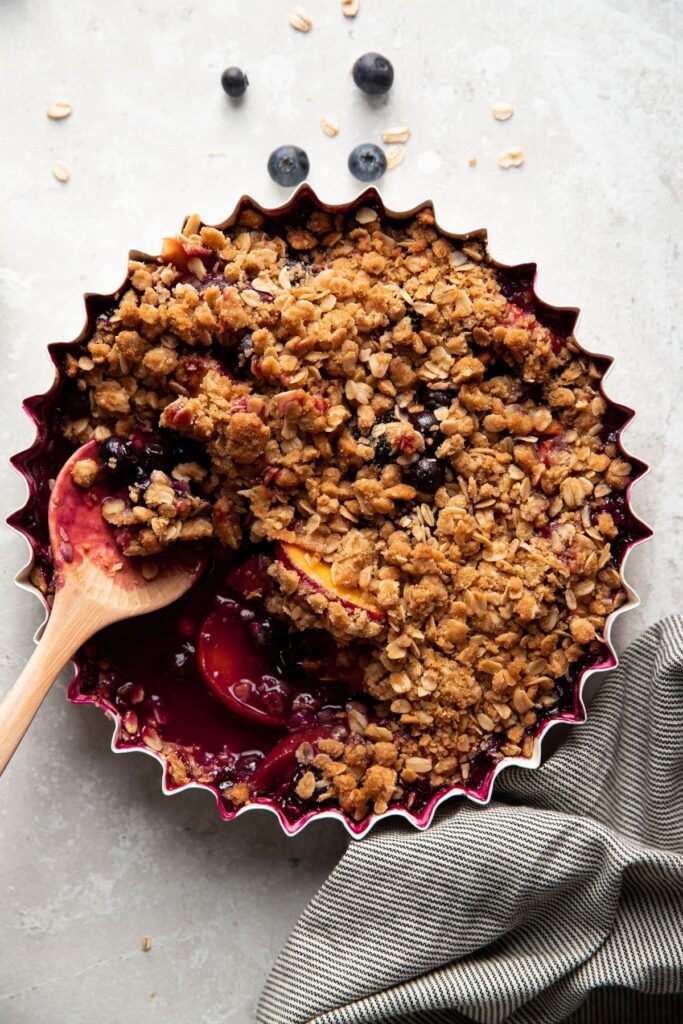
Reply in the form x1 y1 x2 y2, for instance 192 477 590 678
258 617 683 1024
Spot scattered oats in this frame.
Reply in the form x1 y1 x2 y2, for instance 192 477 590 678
141 937 152 953
207 149 226 157
187 256 206 280
252 276 276 293
47 101 73 120
390 699 411 714
355 206 378 224
404 756 433 773
492 102 514 121
468 156 478 167
123 711 138 734
52 161 70 182
296 741 314 764
184 212 201 235
289 6 312 31
320 115 340 137
295 770 316 800
390 671 412 694
342 0 359 15
449 249 469 267
385 146 405 171
498 148 525 169
142 726 163 751
348 707 368 733
141 560 159 581
386 640 408 660
102 497 125 519
382 126 411 144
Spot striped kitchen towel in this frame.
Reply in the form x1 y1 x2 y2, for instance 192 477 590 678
258 616 683 1024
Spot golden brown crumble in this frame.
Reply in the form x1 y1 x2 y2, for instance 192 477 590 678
63 202 632 819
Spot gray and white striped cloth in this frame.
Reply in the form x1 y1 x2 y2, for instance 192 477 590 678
258 617 683 1024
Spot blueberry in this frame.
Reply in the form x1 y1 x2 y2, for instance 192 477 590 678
169 435 207 467
420 387 458 413
373 436 394 465
99 436 139 482
221 67 248 97
143 437 173 467
234 333 254 375
352 53 394 96
404 457 446 493
348 143 387 182
411 410 438 447
267 145 310 187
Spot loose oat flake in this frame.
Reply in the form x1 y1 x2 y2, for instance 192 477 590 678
289 6 312 31
497 148 525 168
492 102 514 121
141 937 152 953
355 206 378 224
52 161 70 182
320 116 340 137
382 126 411 144
385 145 405 170
47 101 73 120
342 0 359 15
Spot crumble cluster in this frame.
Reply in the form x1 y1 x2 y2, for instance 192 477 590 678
63 203 631 819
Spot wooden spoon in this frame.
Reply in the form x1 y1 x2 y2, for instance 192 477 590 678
0 441 206 775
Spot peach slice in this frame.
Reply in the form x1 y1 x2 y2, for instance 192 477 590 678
252 727 333 793
198 599 294 728
276 542 384 621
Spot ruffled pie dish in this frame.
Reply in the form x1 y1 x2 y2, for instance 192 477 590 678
9 187 651 838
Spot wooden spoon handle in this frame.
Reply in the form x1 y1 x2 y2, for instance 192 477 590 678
0 589 106 777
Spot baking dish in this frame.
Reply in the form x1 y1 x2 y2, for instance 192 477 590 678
8 185 652 837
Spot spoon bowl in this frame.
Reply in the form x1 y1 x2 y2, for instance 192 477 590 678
0 441 205 775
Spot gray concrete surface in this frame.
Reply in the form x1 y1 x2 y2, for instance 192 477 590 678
0 1 681 1021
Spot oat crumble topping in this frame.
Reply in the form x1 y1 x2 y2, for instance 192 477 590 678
60 201 633 820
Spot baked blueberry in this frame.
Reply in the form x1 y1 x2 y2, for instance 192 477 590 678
373 436 394 465
411 409 438 447
404 457 446 493
352 52 394 95
99 436 139 482
420 387 458 412
348 143 387 182
267 146 310 187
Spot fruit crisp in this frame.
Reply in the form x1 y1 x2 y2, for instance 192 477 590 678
57 199 633 821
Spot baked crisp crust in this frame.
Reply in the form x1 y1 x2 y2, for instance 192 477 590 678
62 201 632 819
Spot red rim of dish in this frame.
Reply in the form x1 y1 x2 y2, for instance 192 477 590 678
7 185 653 838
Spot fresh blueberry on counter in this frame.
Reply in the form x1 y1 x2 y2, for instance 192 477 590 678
221 67 249 97
348 143 387 182
268 145 310 187
352 53 394 95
